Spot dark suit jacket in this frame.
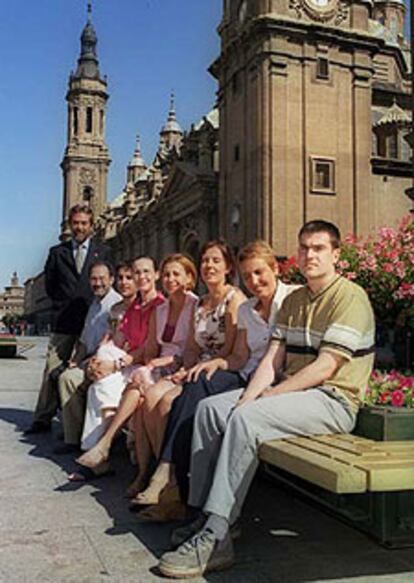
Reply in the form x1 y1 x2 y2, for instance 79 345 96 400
44 238 113 335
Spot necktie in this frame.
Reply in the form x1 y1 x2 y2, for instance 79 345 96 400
75 244 85 274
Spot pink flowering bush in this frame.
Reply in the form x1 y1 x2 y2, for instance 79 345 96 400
366 369 414 408
337 215 414 327
279 256 305 284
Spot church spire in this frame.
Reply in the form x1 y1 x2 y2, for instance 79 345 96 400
129 134 146 169
157 92 183 156
74 1 100 79
127 134 147 184
161 91 183 135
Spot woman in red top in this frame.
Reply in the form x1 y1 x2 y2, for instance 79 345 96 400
69 257 164 481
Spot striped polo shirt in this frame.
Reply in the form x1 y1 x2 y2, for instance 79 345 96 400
272 276 375 410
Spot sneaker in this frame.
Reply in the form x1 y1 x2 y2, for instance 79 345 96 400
158 529 235 578
171 516 242 548
170 514 207 548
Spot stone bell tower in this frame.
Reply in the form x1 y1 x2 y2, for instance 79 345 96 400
60 2 111 238
214 0 381 255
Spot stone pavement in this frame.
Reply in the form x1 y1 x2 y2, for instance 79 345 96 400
1 337 414 582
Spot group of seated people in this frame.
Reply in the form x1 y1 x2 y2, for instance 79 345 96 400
28 218 376 578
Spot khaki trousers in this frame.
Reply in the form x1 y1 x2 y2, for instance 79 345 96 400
33 333 77 425
58 366 89 445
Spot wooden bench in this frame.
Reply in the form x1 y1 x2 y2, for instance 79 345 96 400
259 434 414 547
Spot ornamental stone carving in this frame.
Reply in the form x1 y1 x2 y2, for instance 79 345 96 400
289 0 349 25
79 167 97 185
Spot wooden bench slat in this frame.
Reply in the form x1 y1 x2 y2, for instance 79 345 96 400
287 437 389 463
261 434 414 494
370 442 414 452
327 434 375 446
307 435 374 455
360 466 414 492
259 441 367 494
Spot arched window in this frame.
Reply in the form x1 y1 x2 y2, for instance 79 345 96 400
86 107 93 133
83 186 94 202
73 107 79 135
388 130 398 159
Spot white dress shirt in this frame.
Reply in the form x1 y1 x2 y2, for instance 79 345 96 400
80 287 122 355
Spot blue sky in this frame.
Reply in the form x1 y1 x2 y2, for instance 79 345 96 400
0 0 221 290
0 1 411 292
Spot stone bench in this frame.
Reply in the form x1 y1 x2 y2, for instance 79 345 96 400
259 434 414 547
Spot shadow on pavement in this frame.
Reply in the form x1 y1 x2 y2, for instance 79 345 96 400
0 407 33 431
2 406 414 581
0 407 173 560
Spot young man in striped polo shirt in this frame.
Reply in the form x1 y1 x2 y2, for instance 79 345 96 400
158 220 375 579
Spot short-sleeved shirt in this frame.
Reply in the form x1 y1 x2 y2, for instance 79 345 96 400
119 291 165 352
80 287 122 355
237 281 298 380
272 276 375 411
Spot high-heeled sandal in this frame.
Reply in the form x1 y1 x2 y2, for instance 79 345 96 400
130 476 171 506
76 444 109 469
136 485 189 523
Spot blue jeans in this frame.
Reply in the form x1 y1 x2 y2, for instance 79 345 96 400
160 370 246 499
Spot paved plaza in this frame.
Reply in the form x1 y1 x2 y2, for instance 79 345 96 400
1 338 414 582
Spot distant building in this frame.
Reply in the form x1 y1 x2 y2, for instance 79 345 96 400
95 101 219 263
23 273 52 335
0 273 25 320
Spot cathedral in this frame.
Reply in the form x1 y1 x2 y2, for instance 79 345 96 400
61 0 412 261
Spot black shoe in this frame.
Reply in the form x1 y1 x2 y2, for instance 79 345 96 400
56 430 65 441
23 421 51 435
53 443 80 455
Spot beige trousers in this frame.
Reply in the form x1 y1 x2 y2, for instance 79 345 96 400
33 333 77 425
58 366 89 445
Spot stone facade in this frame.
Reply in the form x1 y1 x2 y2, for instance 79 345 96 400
213 0 412 256
95 0 412 263
0 273 25 320
96 106 219 266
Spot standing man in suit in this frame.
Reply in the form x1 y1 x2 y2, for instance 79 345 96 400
25 204 112 434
